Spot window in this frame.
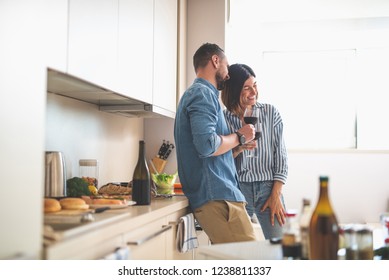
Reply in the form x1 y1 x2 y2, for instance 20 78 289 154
261 50 357 149
355 48 389 150
226 1 389 150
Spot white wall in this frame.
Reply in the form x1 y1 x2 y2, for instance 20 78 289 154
284 151 389 223
45 93 144 186
144 118 177 175
186 0 227 85
46 91 179 189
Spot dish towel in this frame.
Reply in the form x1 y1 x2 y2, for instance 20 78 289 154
176 213 199 253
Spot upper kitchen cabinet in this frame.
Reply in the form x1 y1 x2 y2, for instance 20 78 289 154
67 0 118 91
153 0 178 113
65 0 177 115
117 0 154 104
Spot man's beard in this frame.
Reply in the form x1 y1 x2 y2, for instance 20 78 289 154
215 71 226 90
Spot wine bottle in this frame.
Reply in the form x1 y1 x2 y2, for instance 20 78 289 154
132 140 151 205
309 176 339 260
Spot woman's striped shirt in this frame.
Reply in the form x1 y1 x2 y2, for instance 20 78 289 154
224 103 288 184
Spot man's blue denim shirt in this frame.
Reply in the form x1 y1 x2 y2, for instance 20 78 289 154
174 78 246 210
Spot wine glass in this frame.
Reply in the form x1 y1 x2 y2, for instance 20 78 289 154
243 106 260 157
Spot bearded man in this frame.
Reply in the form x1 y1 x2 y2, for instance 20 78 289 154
174 43 257 244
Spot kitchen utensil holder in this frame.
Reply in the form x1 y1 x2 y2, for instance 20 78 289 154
150 157 166 174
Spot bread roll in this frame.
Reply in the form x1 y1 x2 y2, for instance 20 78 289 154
80 195 92 205
91 198 124 205
44 198 61 213
98 183 132 195
59 197 89 210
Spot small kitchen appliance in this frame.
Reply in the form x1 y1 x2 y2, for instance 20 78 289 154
45 151 66 197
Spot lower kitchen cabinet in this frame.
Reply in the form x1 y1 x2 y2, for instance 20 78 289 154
44 196 193 260
124 207 192 260
124 217 169 260
43 228 126 260
165 207 211 260
165 208 193 260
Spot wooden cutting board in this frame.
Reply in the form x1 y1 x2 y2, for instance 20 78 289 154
45 209 93 216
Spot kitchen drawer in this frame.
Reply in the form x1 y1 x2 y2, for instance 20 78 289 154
45 234 124 260
123 217 170 260
166 207 190 222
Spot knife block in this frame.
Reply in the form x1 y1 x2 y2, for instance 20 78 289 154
150 157 167 174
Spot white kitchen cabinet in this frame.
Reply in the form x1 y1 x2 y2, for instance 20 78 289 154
67 0 178 111
117 0 154 104
165 207 193 260
124 205 191 260
67 0 118 91
124 217 169 259
153 0 178 112
44 197 191 259
44 232 125 260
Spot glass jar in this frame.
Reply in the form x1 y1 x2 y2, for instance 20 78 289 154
79 159 99 187
282 210 302 259
343 225 357 260
356 226 374 260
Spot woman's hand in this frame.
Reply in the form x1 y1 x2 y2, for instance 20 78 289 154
232 141 257 158
242 141 256 150
260 181 286 226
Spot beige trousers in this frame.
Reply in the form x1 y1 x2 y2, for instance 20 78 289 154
194 200 257 244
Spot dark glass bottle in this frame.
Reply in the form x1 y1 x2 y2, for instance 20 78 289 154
309 176 339 260
132 140 151 205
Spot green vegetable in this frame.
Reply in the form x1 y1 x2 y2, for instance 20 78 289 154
66 177 91 197
151 172 177 194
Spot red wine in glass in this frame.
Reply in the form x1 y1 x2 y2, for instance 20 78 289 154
244 117 261 140
243 107 260 157
243 116 258 125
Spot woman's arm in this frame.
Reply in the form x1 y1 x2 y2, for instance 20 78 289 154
213 124 255 156
261 180 286 226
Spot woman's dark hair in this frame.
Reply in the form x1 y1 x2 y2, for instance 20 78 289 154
221 63 256 116
193 43 225 72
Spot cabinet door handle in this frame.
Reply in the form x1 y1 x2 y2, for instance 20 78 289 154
127 225 172 246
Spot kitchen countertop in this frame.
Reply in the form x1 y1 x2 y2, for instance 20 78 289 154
43 195 189 259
